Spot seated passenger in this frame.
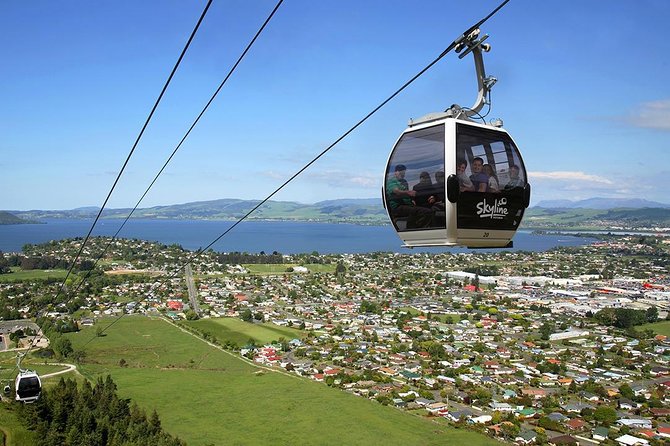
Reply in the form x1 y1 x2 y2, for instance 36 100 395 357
504 164 525 190
386 164 433 228
426 170 446 208
412 171 434 207
483 164 500 193
469 157 489 192
456 159 475 192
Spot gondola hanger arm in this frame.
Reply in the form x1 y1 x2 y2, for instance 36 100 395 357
449 28 497 119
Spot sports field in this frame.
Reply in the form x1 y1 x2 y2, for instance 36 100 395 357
66 315 498 446
183 317 304 346
639 320 670 337
0 268 68 283
242 263 336 274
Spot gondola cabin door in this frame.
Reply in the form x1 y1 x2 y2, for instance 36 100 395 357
383 116 530 248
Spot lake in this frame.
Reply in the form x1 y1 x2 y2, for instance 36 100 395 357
0 219 595 254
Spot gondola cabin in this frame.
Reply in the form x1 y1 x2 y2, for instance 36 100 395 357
15 370 41 403
383 114 530 248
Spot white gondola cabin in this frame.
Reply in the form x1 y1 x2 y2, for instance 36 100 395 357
15 370 42 403
382 28 530 248
383 116 530 248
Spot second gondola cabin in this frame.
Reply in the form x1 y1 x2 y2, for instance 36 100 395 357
383 114 530 248
15 370 41 403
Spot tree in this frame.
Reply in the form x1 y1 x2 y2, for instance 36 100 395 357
335 261 346 277
500 422 520 440
241 308 253 322
53 336 73 359
619 383 634 400
539 322 553 341
593 406 617 426
646 306 658 323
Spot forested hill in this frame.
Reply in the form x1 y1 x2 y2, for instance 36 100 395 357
0 210 36 225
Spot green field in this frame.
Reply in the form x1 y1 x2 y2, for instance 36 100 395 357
0 404 37 446
639 320 670 337
0 268 68 282
242 263 336 274
183 317 304 346
62 315 497 446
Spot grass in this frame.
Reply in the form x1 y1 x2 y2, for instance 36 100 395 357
639 320 670 337
0 268 68 283
183 317 305 346
242 263 336 274
65 315 498 446
0 404 37 446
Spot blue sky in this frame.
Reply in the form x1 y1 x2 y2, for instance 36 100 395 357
2 0 669 210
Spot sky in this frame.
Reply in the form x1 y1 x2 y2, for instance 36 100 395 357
2 0 669 211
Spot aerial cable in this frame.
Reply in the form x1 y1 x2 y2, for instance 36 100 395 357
4 0 215 385
82 0 512 344
52 0 214 302
68 0 285 299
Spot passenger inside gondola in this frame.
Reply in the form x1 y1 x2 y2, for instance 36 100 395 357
469 157 488 192
504 164 525 190
412 171 434 207
456 159 474 192
483 164 500 193
385 164 433 228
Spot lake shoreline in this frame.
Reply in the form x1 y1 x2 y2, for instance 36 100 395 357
0 218 597 255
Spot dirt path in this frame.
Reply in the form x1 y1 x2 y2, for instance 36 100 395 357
41 363 78 379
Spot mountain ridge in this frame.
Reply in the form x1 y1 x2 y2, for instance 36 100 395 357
6 197 670 229
535 197 670 209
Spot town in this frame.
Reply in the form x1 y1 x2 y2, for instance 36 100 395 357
1 234 670 445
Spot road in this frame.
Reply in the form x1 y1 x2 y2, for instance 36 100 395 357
184 264 201 316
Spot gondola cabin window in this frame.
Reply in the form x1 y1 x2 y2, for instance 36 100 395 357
456 123 527 231
385 125 445 231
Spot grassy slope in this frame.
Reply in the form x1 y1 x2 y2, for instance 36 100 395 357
0 268 68 283
68 315 497 446
0 405 37 446
183 318 304 346
639 320 670 337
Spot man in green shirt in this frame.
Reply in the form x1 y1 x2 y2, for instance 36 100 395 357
386 164 433 228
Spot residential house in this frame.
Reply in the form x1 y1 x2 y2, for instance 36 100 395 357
515 430 538 444
614 434 649 446
548 434 579 445
592 426 609 441
565 418 587 432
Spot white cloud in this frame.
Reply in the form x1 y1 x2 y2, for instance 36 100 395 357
260 170 285 180
305 170 379 189
529 171 614 185
628 99 670 130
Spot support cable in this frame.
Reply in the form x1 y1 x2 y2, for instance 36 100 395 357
54 0 214 302
68 0 284 299
3 0 214 384
81 0 512 346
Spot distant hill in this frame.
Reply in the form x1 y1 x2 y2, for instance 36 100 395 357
524 207 670 230
535 197 670 209
11 198 388 224
10 197 670 230
0 210 37 225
